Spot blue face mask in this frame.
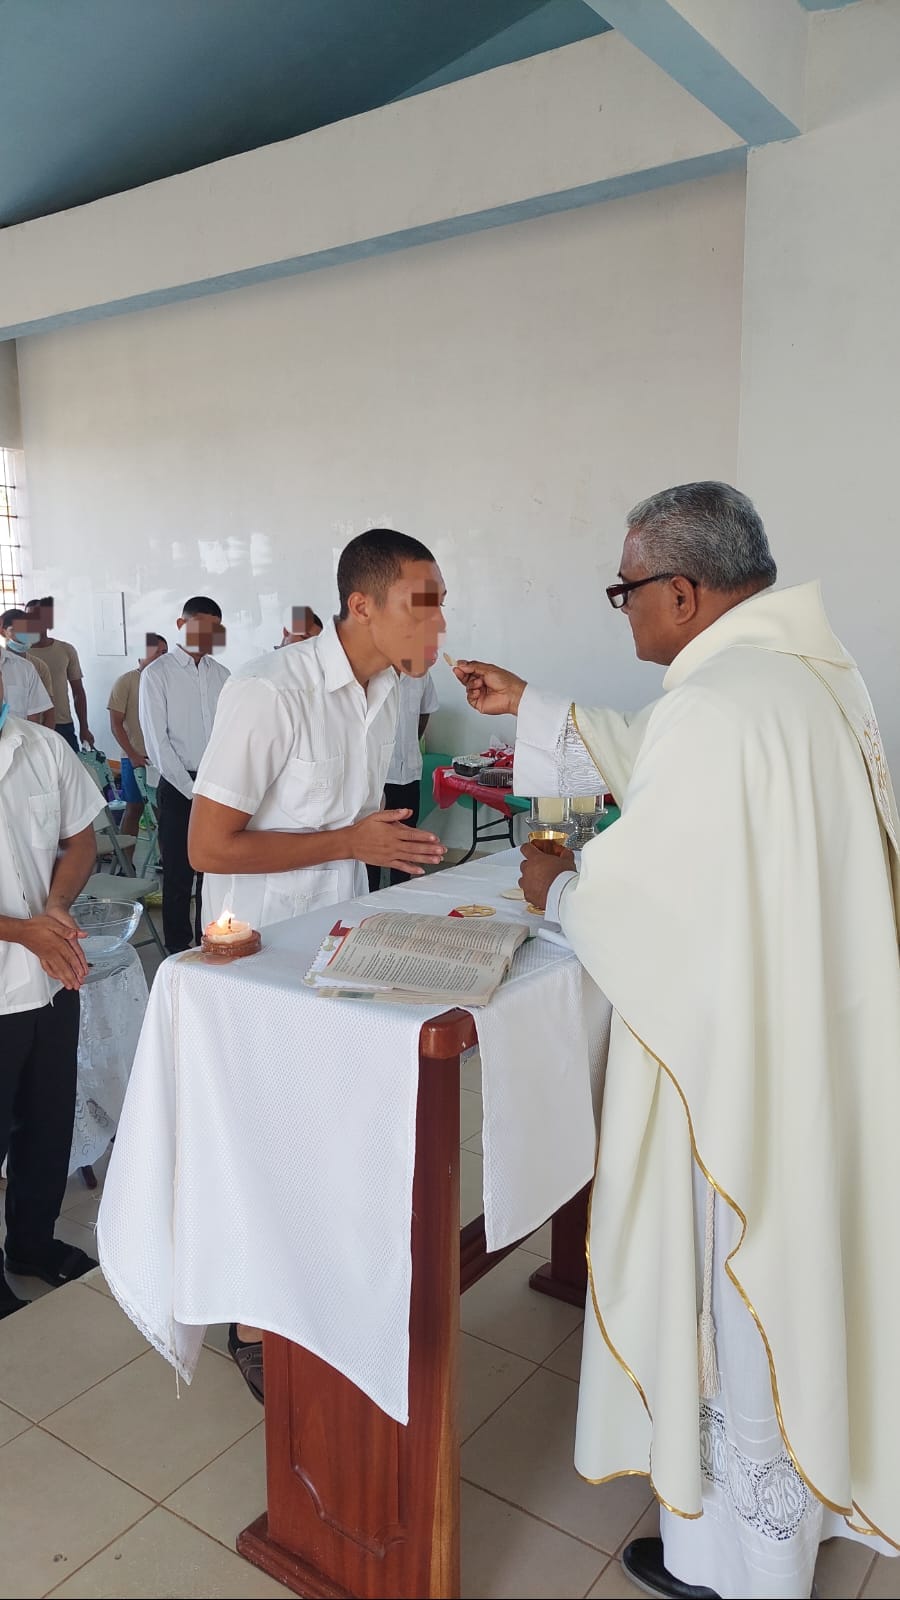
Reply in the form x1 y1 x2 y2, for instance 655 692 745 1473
0 701 8 734
6 632 38 654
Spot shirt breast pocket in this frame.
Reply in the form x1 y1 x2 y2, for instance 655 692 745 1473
283 754 344 828
29 792 61 851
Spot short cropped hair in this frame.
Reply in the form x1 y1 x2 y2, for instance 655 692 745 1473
181 596 222 620
25 595 53 611
337 529 435 620
1 607 26 629
627 483 777 593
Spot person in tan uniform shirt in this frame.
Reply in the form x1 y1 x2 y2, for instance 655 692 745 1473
107 633 168 836
24 598 93 752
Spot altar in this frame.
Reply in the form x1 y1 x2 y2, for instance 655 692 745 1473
98 849 610 1598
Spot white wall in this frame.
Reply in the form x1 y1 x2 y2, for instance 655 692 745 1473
738 0 900 773
0 342 21 447
16 169 745 839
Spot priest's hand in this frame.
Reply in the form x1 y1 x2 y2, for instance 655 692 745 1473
518 842 575 912
453 660 526 716
350 810 447 877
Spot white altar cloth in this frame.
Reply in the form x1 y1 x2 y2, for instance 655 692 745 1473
98 851 609 1422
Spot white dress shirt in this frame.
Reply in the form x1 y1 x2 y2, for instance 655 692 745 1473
385 671 438 786
194 618 399 928
0 649 53 721
0 716 106 1015
139 646 230 799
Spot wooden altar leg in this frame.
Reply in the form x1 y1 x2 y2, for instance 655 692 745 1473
238 1011 475 1600
528 1181 590 1308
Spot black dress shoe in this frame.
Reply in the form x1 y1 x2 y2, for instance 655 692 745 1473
622 1539 720 1599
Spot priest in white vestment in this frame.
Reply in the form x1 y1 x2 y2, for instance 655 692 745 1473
455 482 900 1600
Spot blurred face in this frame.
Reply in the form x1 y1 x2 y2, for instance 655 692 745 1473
139 636 168 670
287 606 323 644
2 617 40 651
352 560 446 677
25 602 51 639
177 612 226 657
612 530 699 666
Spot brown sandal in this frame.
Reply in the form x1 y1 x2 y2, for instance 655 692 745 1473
228 1324 264 1404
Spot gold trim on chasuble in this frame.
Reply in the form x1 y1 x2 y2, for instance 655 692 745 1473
580 1018 899 1548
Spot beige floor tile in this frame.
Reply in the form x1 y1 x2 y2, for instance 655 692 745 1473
0 1397 30 1446
861 1552 900 1598
816 1537 878 1599
460 1147 485 1226
461 1049 482 1092
79 1266 113 1299
203 1322 233 1358
520 1220 552 1258
543 1323 584 1380
460 1088 483 1144
586 1556 645 1598
0 1282 147 1420
0 1426 151 1599
612 1498 659 1553
50 1505 291 1597
44 1346 264 1500
165 1423 266 1547
63 1191 103 1230
460 1249 583 1362
461 1481 606 1600
460 1333 535 1442
461 1368 652 1550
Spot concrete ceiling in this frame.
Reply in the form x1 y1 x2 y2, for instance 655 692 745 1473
0 0 610 228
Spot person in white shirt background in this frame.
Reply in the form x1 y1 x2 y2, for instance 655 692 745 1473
188 526 448 1401
0 608 54 726
367 667 439 890
139 596 229 954
0 662 107 1318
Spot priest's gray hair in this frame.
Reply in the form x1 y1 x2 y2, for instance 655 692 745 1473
627 482 777 593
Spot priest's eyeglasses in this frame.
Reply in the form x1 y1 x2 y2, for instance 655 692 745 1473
606 573 698 610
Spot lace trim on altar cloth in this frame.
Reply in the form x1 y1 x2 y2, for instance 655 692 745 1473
700 1404 813 1542
559 709 606 796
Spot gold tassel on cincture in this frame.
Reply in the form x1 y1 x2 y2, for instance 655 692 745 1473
698 1178 721 1400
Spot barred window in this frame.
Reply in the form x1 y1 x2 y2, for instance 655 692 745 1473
0 448 24 611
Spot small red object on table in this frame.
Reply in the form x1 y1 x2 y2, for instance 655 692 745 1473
432 766 528 864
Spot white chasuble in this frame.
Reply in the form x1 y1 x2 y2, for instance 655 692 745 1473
518 584 900 1570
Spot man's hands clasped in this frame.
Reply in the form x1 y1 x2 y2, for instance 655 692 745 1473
18 905 89 989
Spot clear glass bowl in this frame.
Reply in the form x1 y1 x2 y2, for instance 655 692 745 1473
72 898 142 962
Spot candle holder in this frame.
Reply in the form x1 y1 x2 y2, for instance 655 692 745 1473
568 797 603 849
200 927 262 962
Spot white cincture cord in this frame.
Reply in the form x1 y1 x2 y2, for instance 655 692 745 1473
698 1178 721 1399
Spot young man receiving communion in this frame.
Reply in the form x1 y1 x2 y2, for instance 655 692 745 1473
456 482 900 1600
188 527 448 1401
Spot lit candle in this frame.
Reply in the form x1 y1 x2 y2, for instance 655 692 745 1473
537 797 566 824
571 796 598 815
203 909 254 946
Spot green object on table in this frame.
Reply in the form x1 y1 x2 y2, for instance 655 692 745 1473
595 804 621 831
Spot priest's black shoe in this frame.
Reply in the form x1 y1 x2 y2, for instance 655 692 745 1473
622 1539 719 1600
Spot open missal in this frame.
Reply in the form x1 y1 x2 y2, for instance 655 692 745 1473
304 911 530 1007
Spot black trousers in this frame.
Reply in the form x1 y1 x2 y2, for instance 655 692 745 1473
158 775 203 952
366 779 422 892
0 989 80 1264
55 720 79 753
